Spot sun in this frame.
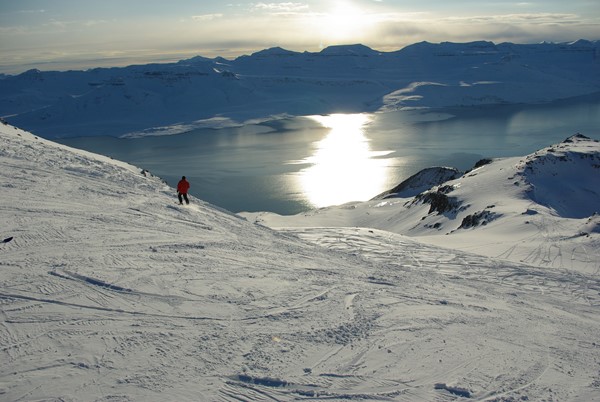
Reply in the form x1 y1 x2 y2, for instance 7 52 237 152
319 1 371 44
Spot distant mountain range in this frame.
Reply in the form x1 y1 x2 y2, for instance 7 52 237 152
1 40 599 138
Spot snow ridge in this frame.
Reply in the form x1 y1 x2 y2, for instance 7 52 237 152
520 134 600 218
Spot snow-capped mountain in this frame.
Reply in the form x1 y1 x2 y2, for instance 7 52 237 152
1 40 599 138
2 123 600 400
244 134 600 274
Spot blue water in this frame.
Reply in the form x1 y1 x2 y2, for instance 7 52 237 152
58 97 600 215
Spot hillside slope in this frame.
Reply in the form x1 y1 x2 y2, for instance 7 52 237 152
1 123 600 401
245 135 600 274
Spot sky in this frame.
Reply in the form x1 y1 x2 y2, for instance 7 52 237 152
1 0 599 74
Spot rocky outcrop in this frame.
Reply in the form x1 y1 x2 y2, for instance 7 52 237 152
373 167 460 200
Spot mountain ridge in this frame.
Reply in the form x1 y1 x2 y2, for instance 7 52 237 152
2 39 598 138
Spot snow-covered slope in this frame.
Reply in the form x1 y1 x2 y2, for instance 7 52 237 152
2 125 600 400
2 40 599 138
245 135 600 275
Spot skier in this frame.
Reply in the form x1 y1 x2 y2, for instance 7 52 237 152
177 176 190 205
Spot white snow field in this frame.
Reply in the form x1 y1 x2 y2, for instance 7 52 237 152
1 122 600 401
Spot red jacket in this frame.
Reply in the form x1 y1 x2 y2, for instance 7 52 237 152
177 179 190 194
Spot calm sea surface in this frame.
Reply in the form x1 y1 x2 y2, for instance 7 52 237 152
58 98 600 215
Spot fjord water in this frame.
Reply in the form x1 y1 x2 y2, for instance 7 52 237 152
58 98 600 215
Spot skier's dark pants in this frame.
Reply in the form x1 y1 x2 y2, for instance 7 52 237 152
178 192 189 204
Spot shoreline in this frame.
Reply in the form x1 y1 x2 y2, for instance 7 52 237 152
117 92 600 140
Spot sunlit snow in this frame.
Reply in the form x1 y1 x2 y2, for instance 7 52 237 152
2 121 599 400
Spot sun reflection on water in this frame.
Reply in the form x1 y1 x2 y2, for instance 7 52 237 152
294 113 393 208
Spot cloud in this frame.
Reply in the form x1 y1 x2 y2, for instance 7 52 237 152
2 2 598 74
192 14 224 21
446 13 583 25
369 12 600 50
83 20 110 27
0 26 28 36
252 2 310 13
7 9 46 14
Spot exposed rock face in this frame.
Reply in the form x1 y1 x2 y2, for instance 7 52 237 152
459 210 501 229
373 167 460 200
413 185 462 215
465 158 493 173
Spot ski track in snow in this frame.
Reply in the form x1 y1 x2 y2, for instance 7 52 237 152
1 124 600 401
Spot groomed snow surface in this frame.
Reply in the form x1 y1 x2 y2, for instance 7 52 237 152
1 122 600 401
